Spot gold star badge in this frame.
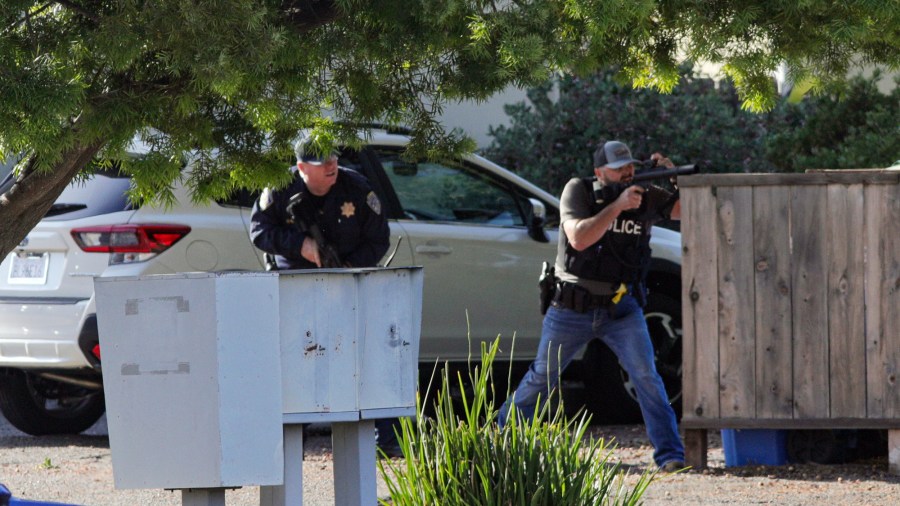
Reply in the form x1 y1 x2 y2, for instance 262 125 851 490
340 201 356 218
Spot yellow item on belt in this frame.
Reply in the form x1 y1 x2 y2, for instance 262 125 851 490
611 283 628 304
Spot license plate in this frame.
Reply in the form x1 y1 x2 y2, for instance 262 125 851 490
8 252 50 285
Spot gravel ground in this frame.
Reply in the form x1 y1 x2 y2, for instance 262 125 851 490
1 415 898 505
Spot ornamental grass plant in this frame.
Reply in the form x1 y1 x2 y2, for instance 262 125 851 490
378 338 655 505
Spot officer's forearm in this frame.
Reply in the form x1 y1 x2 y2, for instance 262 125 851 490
565 204 623 251
267 229 307 260
344 241 387 268
669 199 681 221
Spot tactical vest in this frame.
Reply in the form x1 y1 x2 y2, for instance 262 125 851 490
563 178 653 285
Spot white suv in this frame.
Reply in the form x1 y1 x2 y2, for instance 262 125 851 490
0 128 683 434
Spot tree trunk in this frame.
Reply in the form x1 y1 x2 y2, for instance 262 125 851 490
0 141 104 260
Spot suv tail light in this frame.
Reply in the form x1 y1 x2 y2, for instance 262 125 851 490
71 224 191 264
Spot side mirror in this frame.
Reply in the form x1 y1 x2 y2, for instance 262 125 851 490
526 198 549 243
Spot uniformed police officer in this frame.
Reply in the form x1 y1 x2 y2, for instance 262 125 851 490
249 136 390 270
249 133 400 456
499 140 686 472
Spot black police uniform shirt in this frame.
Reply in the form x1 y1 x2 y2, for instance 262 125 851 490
249 166 390 270
554 177 674 295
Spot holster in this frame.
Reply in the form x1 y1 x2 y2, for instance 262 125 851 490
538 261 557 315
264 253 278 271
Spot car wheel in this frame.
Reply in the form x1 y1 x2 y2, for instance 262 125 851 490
786 430 848 464
577 291 683 424
0 370 105 436
418 361 518 422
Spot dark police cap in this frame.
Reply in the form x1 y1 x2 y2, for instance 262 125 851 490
294 132 339 165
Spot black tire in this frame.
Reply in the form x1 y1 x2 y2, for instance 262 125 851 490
786 430 848 464
577 291 683 424
418 361 519 422
0 370 105 436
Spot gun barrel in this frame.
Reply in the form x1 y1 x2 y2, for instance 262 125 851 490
631 164 699 183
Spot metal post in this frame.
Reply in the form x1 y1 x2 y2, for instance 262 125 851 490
332 420 376 506
182 488 226 506
260 424 305 506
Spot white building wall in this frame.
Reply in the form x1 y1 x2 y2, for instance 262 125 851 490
437 86 536 149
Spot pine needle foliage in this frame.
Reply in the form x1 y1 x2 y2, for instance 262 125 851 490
1 1 897 257
378 338 655 506
485 66 898 195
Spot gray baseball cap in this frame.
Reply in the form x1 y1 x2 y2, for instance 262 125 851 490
294 133 338 165
593 140 641 169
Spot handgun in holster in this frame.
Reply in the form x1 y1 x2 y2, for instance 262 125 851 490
539 261 557 315
264 253 278 271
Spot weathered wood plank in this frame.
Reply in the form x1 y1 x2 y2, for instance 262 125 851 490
680 171 900 188
865 183 900 418
680 417 900 430
684 429 708 471
681 185 720 421
884 184 900 419
716 187 756 418
790 186 830 418
827 184 866 418
753 186 794 419
890 430 900 475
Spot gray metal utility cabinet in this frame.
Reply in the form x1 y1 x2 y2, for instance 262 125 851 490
265 267 424 506
94 272 284 490
95 267 424 506
278 267 422 422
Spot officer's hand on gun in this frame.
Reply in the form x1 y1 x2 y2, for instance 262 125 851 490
648 152 679 189
301 236 347 268
301 236 323 267
616 185 645 211
648 152 675 170
614 152 678 212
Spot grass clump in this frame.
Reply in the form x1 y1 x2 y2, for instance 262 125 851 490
378 337 655 505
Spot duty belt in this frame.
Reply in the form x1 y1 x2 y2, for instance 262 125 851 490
552 282 629 313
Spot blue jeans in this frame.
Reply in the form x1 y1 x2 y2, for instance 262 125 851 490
499 295 684 467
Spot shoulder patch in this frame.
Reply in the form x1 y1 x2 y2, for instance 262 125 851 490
259 187 274 211
366 191 382 215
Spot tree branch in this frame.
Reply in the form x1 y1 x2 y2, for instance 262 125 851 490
2 2 53 35
55 0 101 23
280 0 342 32
3 0 100 35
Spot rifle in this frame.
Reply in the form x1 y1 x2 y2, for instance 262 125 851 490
591 163 699 201
632 162 699 218
590 162 699 221
286 192 343 268
631 163 700 187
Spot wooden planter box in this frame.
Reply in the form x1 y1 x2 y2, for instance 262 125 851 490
679 170 900 472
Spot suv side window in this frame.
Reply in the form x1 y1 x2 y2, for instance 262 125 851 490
218 187 260 208
376 149 525 226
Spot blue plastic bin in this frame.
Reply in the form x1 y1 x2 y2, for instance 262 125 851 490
0 484 82 506
721 429 788 466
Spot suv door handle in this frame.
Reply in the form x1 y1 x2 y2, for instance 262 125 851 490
415 244 452 256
